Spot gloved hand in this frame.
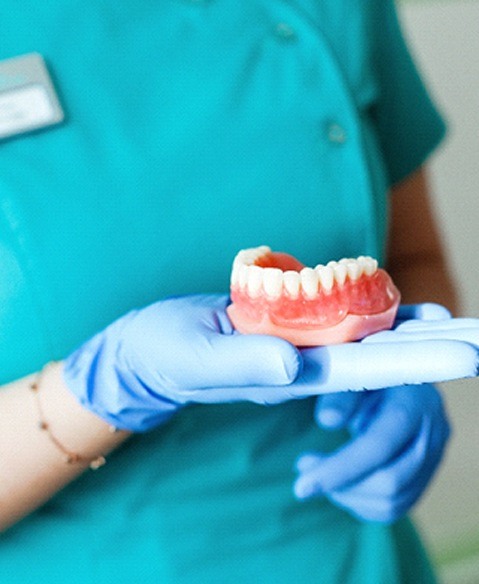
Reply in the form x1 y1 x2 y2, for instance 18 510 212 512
293 383 450 523
292 305 467 521
64 294 301 432
64 296 479 432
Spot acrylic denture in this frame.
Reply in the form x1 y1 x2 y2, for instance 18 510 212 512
227 245 400 346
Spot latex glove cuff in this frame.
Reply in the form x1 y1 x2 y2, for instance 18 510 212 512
63 311 178 432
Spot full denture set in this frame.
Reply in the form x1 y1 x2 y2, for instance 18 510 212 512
227 245 400 346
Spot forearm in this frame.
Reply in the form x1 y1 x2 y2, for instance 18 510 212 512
387 249 458 313
0 362 130 532
387 167 459 314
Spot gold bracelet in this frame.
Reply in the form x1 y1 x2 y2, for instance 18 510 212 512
29 362 107 470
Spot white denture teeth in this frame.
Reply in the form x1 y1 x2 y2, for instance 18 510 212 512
231 262 241 285
235 245 271 266
238 264 249 289
347 262 362 280
232 246 380 297
300 267 319 299
337 256 379 280
339 258 362 281
263 267 283 298
357 256 378 276
327 261 347 286
231 246 271 285
283 270 301 299
315 265 334 292
246 265 263 297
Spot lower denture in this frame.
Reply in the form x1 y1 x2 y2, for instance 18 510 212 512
227 246 400 346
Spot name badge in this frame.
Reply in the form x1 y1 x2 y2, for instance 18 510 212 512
0 53 64 141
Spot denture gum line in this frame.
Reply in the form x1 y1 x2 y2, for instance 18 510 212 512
230 246 379 300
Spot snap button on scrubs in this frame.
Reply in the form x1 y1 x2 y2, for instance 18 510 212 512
327 122 348 144
0 1 445 582
273 22 297 41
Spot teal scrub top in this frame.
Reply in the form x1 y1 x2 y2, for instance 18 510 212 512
0 1 445 582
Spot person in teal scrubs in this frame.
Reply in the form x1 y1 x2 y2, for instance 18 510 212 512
1 1 477 582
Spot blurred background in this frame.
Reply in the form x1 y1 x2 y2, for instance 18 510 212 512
399 1 479 582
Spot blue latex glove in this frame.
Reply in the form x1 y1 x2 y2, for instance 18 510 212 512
292 304 477 521
64 296 479 432
294 383 450 523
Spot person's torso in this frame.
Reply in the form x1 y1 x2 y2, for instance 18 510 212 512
0 2 430 582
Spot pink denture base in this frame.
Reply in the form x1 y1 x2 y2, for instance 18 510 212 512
227 298 400 347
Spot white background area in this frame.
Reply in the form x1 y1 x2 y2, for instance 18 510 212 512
400 2 479 582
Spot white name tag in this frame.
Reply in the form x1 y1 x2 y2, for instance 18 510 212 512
0 53 64 141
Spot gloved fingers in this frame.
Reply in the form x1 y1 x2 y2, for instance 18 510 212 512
319 392 386 436
395 303 452 322
314 392 366 430
295 384 449 514
191 297 477 395
294 420 437 514
214 339 478 404
334 417 446 500
394 317 479 332
323 420 448 523
184 380 305 405
206 332 302 387
364 319 479 348
293 454 325 498
293 340 479 396
187 338 478 405
293 398 423 495
177 294 303 388
347 392 383 435
326 488 414 524
295 452 324 474
120 294 303 400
